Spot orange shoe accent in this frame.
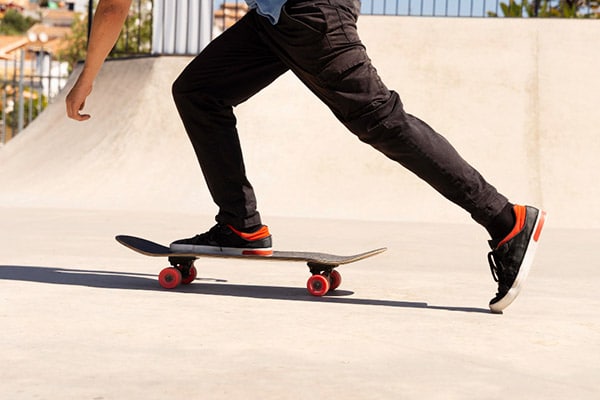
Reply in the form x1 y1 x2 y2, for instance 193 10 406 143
242 249 273 256
496 205 526 248
227 224 271 241
533 211 547 242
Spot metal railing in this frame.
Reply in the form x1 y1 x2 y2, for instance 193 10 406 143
110 0 154 56
0 48 68 144
361 0 503 16
211 0 600 18
359 0 599 17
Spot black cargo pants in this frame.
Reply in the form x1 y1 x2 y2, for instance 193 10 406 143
172 0 508 229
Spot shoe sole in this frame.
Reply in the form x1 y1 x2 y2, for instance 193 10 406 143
489 209 547 314
170 244 273 256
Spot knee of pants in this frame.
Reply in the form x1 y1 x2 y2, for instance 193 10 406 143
341 90 408 145
171 75 185 106
171 74 192 105
171 76 225 116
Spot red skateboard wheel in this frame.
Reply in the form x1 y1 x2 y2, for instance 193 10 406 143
307 274 330 296
158 267 182 289
180 265 197 285
329 270 342 290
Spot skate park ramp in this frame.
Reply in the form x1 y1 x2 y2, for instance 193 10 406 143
0 18 599 229
0 17 599 400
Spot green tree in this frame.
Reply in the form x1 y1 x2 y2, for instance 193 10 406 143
488 0 599 17
0 9 36 35
57 13 89 73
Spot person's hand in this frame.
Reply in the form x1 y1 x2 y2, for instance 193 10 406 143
65 78 93 121
64 0 132 121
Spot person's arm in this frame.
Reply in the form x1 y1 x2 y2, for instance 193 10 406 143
66 0 132 121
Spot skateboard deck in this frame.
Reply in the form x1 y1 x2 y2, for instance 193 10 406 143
116 235 386 296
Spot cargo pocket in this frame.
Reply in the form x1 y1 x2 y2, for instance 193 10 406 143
279 2 329 45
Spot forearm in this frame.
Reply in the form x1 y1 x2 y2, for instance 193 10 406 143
65 0 132 120
78 0 132 85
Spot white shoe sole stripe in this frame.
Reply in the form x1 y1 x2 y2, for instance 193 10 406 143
489 210 546 313
170 244 273 256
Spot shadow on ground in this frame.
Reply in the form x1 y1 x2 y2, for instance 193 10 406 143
0 265 491 314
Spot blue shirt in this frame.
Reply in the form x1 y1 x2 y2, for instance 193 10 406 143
245 0 288 24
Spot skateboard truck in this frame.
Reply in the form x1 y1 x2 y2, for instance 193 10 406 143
307 261 342 296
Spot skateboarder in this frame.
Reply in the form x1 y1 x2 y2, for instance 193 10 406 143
65 0 546 312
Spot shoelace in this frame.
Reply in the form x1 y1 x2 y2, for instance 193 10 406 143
488 251 501 283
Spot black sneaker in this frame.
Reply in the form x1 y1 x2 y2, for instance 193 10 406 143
170 224 273 256
488 205 546 313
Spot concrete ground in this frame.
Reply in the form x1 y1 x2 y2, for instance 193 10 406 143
1 207 598 399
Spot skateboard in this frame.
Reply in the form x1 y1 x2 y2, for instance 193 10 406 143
115 235 386 296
